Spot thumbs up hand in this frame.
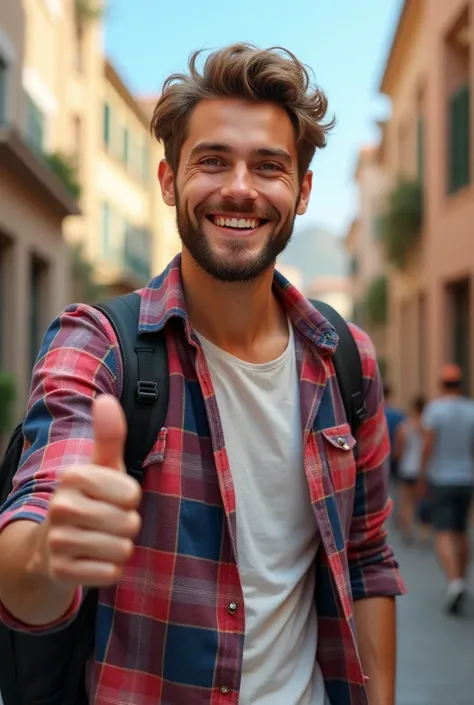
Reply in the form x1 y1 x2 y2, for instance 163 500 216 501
41 395 142 588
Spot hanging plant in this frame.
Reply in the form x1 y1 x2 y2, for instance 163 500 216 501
75 0 104 23
364 274 388 327
379 178 423 269
0 371 16 440
45 152 81 200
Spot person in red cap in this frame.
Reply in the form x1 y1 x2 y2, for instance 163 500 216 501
420 363 474 614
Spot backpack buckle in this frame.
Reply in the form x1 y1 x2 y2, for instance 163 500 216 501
136 380 159 402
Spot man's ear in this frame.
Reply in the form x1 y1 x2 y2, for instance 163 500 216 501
158 159 175 206
296 171 313 215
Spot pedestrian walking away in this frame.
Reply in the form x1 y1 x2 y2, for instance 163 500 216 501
0 43 405 705
420 363 474 615
394 395 428 544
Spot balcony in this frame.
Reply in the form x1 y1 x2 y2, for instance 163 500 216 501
97 225 152 292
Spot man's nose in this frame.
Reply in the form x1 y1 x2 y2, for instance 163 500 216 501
220 162 258 201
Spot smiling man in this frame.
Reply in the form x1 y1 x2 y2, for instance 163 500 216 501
0 44 404 705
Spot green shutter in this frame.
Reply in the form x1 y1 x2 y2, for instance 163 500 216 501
103 103 110 147
26 97 45 151
417 118 424 184
0 58 6 123
123 127 129 166
448 83 470 194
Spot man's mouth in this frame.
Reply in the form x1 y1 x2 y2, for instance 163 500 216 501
206 214 267 231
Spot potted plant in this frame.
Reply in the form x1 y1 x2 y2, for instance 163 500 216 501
0 371 16 454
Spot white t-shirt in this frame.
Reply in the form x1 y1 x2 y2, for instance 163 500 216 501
195 323 328 705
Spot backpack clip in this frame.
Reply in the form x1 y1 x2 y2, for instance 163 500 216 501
136 380 159 402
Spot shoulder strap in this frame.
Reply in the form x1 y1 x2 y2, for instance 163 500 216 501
310 299 366 436
94 292 169 484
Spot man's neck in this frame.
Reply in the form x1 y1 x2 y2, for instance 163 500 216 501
180 250 289 363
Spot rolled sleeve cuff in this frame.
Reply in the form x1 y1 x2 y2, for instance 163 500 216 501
350 548 407 601
0 504 48 534
0 585 83 634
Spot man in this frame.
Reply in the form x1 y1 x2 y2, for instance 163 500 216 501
383 384 406 480
0 44 404 705
383 384 406 530
421 364 474 614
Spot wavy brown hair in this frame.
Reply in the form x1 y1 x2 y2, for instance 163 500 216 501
150 43 335 181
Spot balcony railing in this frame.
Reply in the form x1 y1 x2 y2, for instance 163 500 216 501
101 226 152 288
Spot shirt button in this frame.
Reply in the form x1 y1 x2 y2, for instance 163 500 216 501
220 685 229 694
228 601 238 614
337 436 349 450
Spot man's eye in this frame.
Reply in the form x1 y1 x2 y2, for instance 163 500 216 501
201 158 222 166
259 163 280 171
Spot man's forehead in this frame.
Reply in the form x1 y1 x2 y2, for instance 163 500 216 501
183 98 297 154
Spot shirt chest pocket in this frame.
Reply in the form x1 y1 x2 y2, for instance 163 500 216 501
320 423 357 494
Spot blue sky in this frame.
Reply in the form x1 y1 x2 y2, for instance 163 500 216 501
105 0 403 238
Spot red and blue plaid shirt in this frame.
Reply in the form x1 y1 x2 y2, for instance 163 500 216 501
0 254 405 704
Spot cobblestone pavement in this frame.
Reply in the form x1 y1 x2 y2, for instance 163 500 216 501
393 528 474 705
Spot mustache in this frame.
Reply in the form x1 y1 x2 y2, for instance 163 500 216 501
196 200 279 221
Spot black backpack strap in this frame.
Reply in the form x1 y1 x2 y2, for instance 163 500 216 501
310 299 366 436
94 292 169 484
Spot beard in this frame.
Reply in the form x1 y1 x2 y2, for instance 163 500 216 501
175 192 297 283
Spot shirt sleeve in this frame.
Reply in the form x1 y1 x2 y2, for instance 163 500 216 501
0 302 123 632
346 324 407 601
421 401 437 430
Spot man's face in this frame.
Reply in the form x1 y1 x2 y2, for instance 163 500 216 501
159 98 312 283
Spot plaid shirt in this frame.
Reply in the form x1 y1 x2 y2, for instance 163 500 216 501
0 254 405 705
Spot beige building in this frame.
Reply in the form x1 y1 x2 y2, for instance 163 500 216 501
306 276 352 321
0 0 180 424
345 145 388 361
90 62 179 296
0 0 79 420
20 0 179 293
379 0 474 406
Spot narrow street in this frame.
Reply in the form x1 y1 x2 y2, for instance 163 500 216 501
393 528 474 705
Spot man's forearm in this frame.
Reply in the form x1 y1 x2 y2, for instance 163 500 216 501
0 520 76 626
353 596 396 705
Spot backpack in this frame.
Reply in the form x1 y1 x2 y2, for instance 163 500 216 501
0 292 366 705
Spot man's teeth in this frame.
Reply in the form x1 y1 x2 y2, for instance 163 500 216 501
212 216 260 229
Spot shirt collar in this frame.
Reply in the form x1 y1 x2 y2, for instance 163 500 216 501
138 253 338 353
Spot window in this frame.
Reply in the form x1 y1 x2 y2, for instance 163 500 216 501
72 115 81 171
448 279 470 394
103 103 111 148
74 17 83 72
0 56 6 123
417 117 424 185
349 255 359 276
448 82 470 194
141 145 150 183
100 202 111 256
26 96 45 151
29 256 48 372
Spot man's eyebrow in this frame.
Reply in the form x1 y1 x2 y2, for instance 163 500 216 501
188 142 292 162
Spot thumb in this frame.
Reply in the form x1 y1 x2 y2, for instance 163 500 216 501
91 394 127 471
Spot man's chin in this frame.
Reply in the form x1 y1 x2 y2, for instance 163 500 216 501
191 248 274 283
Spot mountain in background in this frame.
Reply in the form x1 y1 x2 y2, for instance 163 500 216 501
278 224 349 290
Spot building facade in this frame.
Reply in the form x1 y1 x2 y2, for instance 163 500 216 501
345 145 388 362
378 0 474 406
0 1 180 423
0 0 79 420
